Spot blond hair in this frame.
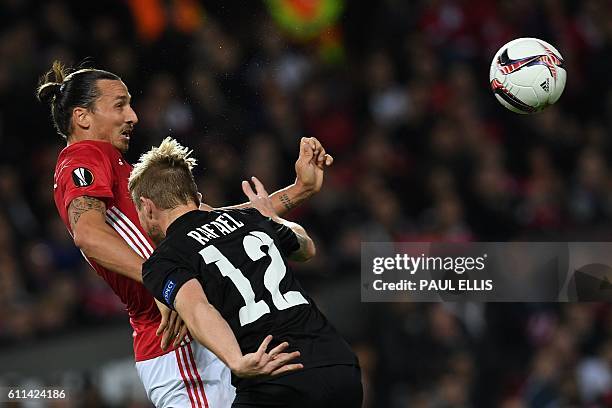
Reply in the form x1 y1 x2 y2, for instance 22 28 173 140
128 137 199 209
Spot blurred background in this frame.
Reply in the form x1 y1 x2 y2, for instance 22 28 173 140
1 0 612 406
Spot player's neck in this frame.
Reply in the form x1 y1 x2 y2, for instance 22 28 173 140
161 203 199 234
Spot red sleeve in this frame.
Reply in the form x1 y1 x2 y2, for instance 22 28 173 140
59 144 115 211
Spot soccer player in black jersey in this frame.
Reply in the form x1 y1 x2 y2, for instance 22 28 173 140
129 138 362 407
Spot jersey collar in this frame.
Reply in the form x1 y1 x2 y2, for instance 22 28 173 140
166 209 206 237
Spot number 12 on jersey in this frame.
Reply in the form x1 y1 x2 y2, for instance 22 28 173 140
199 231 308 326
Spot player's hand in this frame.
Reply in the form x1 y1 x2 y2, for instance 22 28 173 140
230 335 303 379
241 176 278 220
162 310 189 350
156 298 172 335
155 299 188 350
294 137 333 196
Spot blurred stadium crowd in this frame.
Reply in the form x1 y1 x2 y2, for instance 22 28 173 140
1 0 612 406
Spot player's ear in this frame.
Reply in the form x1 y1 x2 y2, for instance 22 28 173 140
139 196 148 212
140 197 154 220
73 107 90 130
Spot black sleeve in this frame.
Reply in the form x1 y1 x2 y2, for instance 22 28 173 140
142 257 198 310
268 219 300 257
231 208 300 256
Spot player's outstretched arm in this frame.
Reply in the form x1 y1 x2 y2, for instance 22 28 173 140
174 279 304 378
203 137 333 216
242 177 316 262
69 196 144 282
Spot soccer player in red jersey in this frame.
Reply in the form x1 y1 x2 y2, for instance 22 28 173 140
37 61 332 407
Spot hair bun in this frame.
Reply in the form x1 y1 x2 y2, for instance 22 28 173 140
36 82 62 105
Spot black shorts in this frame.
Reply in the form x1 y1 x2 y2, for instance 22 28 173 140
232 364 363 408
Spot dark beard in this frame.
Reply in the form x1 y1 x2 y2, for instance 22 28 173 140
149 224 166 245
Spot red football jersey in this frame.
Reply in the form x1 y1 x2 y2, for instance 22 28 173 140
53 140 175 361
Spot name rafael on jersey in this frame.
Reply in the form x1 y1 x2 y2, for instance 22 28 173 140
186 213 246 246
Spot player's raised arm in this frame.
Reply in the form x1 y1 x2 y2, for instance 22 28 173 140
174 278 304 378
69 196 145 282
204 137 333 216
242 176 316 262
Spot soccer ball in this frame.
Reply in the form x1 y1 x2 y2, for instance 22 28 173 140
489 37 566 114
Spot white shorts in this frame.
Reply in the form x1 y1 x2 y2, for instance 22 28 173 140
136 340 236 408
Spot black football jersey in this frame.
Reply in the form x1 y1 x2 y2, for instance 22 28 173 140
142 208 358 388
